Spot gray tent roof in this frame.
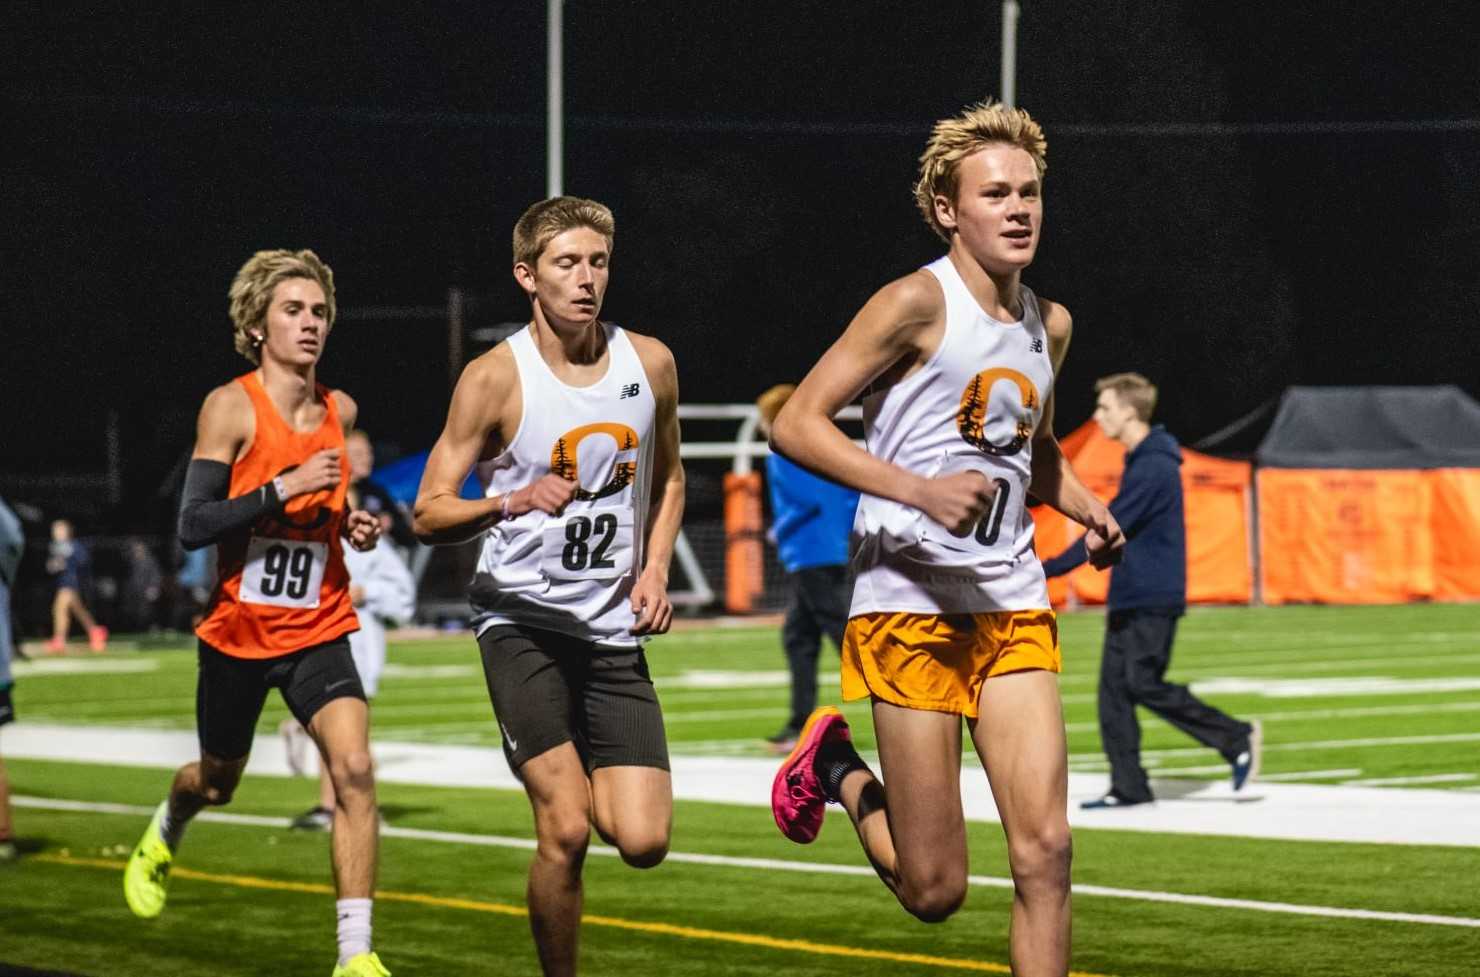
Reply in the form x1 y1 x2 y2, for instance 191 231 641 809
1256 386 1480 469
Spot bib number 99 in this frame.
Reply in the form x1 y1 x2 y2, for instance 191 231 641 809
241 537 327 608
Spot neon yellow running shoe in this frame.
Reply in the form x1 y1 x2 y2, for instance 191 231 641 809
332 951 391 977
123 801 174 919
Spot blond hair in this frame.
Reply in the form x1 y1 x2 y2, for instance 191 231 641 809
914 100 1048 242
1095 372 1158 422
228 249 336 364
513 196 615 268
755 383 797 432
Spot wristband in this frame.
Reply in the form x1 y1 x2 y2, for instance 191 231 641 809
272 475 289 506
501 492 514 521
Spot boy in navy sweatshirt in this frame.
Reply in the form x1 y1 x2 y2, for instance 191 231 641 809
1043 373 1260 808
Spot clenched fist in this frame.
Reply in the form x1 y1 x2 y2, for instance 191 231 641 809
917 470 998 537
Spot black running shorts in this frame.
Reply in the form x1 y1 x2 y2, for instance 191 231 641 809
0 684 13 727
196 637 365 760
477 624 669 774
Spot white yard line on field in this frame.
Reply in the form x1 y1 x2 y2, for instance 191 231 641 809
1055 651 1480 687
8 722 1480 847
1245 769 1362 782
1082 730 1480 763
16 794 1480 930
1020 701 1480 736
1341 773 1477 787
12 658 161 676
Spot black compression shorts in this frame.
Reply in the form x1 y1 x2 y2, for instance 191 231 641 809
477 624 669 775
196 637 364 760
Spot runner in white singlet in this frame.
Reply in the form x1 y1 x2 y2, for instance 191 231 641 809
413 197 685 977
768 103 1124 977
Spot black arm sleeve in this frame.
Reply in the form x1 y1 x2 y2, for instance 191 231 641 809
178 459 282 550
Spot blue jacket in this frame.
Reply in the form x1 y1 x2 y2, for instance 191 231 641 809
765 453 858 572
1041 425 1186 611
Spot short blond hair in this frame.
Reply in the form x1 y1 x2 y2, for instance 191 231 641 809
228 249 336 364
1095 372 1158 422
914 100 1048 243
755 383 797 432
513 196 615 268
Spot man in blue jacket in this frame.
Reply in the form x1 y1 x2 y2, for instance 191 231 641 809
0 495 23 860
756 384 859 752
1043 373 1259 808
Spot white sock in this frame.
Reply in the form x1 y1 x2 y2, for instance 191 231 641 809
156 800 186 851
336 898 373 965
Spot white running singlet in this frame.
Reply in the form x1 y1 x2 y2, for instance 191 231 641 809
469 323 656 647
849 255 1055 616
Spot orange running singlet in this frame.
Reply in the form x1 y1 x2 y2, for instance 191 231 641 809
195 372 359 659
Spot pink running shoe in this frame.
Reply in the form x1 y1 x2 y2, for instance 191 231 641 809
771 706 850 844
88 626 109 653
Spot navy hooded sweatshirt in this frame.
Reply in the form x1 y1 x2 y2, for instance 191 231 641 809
1041 425 1186 611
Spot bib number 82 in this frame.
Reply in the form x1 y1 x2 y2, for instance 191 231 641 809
561 514 619 572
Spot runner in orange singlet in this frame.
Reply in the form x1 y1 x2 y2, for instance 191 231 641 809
122 250 392 977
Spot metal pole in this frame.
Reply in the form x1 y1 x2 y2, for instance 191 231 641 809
1000 0 1020 107
547 0 563 198
447 286 465 391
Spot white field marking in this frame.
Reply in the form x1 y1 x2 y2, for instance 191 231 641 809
18 794 1480 930
1189 676 1480 698
1055 651 1480 687
1342 773 1478 787
382 709 804 730
1246 769 1363 782
664 669 841 690
1071 730 1480 764
1173 629 1480 644
1141 763 1235 777
28 700 194 718
1064 700 1480 736
1166 641 1480 666
11 659 160 677
1244 700 1480 723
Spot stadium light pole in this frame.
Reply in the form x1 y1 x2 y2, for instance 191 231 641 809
1001 0 1020 107
547 0 564 198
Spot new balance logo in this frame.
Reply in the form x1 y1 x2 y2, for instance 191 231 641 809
620 383 641 399
1030 337 1044 354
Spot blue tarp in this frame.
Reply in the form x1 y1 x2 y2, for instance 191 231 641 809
372 451 483 504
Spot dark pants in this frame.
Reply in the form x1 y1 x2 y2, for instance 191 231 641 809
1099 608 1251 802
781 564 850 733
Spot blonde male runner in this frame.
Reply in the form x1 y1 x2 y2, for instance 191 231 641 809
123 249 389 977
414 197 685 977
769 102 1124 977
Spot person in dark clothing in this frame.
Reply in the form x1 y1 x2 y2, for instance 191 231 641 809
756 384 859 753
1042 372 1260 808
346 430 417 552
45 519 107 653
0 495 22 860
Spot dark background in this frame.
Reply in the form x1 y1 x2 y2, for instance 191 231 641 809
4 1 1478 533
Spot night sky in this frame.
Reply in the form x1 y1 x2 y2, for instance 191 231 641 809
4 1 1478 531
